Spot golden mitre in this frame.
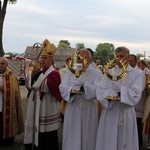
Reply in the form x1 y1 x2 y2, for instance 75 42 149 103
41 39 56 56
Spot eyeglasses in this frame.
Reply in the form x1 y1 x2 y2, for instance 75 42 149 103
0 62 5 65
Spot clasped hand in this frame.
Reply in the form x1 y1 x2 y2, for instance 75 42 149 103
108 89 118 97
111 81 121 92
72 78 83 91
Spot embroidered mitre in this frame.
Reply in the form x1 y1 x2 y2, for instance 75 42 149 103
41 39 56 56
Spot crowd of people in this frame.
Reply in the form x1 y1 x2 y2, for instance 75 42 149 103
0 39 150 150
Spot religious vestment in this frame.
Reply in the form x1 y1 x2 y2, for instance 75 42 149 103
59 65 103 150
59 66 70 115
59 66 70 81
95 65 145 150
89 62 103 122
24 66 62 149
0 69 24 141
143 73 150 135
134 66 146 147
132 65 145 147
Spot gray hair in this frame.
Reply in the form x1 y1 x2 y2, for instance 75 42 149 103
115 46 130 56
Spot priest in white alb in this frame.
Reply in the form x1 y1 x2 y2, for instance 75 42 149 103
95 47 145 150
59 49 103 150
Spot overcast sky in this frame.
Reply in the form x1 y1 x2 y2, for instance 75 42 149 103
3 0 150 57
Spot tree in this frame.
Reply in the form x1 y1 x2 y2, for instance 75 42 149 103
4 51 14 56
75 43 85 50
136 53 144 60
0 0 17 56
94 43 115 66
58 40 71 48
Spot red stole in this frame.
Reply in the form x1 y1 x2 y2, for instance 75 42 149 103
3 72 13 138
40 69 62 101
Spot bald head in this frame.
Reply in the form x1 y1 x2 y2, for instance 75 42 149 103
0 57 8 72
78 49 92 64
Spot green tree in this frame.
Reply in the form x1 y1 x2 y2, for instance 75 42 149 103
136 53 144 60
0 0 17 56
75 43 85 50
4 51 14 56
58 40 71 48
94 43 115 66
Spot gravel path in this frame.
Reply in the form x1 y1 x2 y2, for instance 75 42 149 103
0 85 149 150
